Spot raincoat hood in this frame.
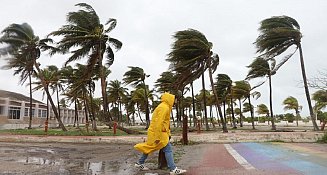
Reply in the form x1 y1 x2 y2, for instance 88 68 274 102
161 92 175 108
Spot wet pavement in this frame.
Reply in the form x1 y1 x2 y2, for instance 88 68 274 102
0 131 326 175
0 142 140 175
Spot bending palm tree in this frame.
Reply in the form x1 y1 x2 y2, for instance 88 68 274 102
254 15 319 130
123 66 150 128
0 23 66 131
283 96 302 127
167 29 227 132
49 3 122 119
246 57 277 130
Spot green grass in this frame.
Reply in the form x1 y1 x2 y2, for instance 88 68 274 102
0 126 129 136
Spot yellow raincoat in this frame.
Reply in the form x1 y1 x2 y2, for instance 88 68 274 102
134 92 175 155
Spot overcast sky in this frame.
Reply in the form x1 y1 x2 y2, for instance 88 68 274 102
0 0 326 117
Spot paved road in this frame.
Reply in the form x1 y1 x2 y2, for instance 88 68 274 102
181 142 327 175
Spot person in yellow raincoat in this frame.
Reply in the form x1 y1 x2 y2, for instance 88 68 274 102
134 92 186 175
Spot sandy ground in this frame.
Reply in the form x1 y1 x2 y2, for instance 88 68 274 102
0 142 191 175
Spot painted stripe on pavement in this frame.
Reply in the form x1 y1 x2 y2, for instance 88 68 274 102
224 144 255 170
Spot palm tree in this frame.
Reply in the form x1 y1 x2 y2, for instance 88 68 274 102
233 80 251 127
254 15 319 130
167 29 227 132
283 96 302 126
107 80 128 123
256 104 269 124
312 90 327 130
49 3 122 119
154 71 176 93
215 74 232 125
0 23 66 131
123 66 150 128
32 65 63 131
246 57 277 130
1 49 34 129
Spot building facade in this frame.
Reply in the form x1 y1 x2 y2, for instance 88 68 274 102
0 90 86 129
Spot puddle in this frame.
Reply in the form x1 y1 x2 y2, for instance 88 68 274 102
0 144 137 175
15 157 135 174
17 157 61 165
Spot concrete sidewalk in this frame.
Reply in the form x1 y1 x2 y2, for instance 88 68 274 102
0 131 324 144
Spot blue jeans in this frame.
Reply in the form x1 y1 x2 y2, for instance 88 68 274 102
138 142 176 171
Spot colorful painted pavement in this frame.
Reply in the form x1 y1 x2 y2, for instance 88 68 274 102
186 143 327 175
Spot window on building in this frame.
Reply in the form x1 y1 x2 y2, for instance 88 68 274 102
38 109 41 118
8 107 21 119
0 106 4 115
41 110 47 118
32 109 35 117
24 108 29 116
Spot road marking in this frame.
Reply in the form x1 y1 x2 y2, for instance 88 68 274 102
224 144 255 170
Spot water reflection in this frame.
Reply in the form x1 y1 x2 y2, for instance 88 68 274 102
2 146 136 175
16 157 135 175
17 156 61 165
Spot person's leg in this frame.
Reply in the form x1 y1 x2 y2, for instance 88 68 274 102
162 142 176 171
138 153 148 164
135 153 149 170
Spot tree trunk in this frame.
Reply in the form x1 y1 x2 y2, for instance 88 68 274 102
190 82 197 127
158 149 167 169
201 72 209 130
74 100 79 128
248 96 255 129
268 73 276 130
28 72 33 129
182 115 188 145
83 91 89 133
34 60 66 131
298 45 319 131
230 97 237 129
56 86 61 123
143 82 150 129
238 99 243 127
88 84 97 131
207 57 228 132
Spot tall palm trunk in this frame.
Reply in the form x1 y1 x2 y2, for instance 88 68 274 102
76 99 79 128
98 44 110 123
298 45 319 130
143 82 150 129
207 58 228 132
230 97 237 129
190 82 197 127
201 72 209 130
33 60 67 131
268 73 276 130
295 109 299 127
88 83 97 130
248 96 255 129
238 99 243 127
28 72 33 129
83 91 89 133
56 86 61 121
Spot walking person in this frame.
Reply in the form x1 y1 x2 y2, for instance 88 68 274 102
134 92 187 175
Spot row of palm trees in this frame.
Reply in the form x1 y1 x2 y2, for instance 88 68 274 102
0 3 324 132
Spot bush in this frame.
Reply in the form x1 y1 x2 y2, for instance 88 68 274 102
318 132 327 143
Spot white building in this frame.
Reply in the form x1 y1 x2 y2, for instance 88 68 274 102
0 89 85 129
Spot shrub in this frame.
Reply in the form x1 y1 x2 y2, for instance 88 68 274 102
318 132 327 143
